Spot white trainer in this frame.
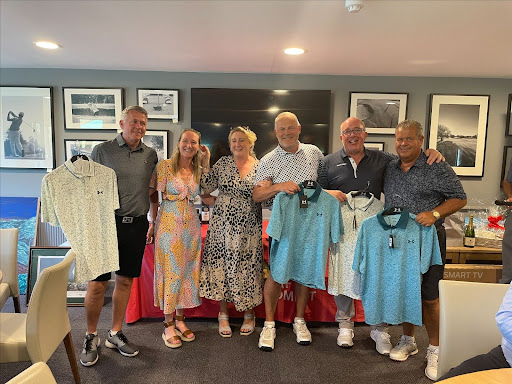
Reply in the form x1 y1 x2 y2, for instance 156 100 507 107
337 328 354 348
370 329 392 355
292 318 312 345
258 323 276 351
425 346 439 380
389 335 418 362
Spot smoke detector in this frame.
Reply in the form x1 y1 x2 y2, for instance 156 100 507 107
345 0 364 13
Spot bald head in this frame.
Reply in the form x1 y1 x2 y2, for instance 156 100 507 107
340 117 365 134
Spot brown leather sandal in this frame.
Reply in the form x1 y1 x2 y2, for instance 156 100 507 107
162 320 182 349
175 315 196 342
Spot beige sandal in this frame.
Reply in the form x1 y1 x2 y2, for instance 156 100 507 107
175 315 196 342
218 312 232 338
240 312 255 336
162 320 182 349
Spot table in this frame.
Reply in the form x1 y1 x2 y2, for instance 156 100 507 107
446 246 502 264
126 223 366 324
437 368 512 383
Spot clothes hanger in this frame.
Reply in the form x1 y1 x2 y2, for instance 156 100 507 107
303 180 317 189
382 206 403 215
350 181 372 198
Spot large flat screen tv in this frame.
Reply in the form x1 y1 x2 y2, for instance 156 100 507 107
191 88 331 165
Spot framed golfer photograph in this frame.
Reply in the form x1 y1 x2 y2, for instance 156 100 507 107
349 92 408 134
428 94 490 177
27 247 87 306
64 139 106 161
365 142 385 151
137 89 179 121
63 87 124 130
506 94 512 136
141 130 168 161
0 86 55 169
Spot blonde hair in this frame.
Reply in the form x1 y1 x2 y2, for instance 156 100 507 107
228 126 257 158
169 129 202 184
274 112 300 129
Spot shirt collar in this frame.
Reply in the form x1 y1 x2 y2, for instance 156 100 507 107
346 192 375 212
275 141 304 156
116 133 143 152
376 208 410 229
64 158 95 179
340 147 369 161
298 181 322 202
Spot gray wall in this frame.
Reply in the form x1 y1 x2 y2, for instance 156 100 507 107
1 68 511 206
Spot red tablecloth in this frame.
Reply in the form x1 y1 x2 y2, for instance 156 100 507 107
126 222 365 324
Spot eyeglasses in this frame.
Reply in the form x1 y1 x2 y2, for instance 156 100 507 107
341 128 365 136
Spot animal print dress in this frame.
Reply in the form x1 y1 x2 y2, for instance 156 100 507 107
199 156 263 311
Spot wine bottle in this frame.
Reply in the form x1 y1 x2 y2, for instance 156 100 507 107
201 202 210 224
463 214 476 248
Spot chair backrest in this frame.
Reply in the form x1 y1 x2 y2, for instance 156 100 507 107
0 228 20 297
6 362 57 384
438 280 509 379
25 249 75 363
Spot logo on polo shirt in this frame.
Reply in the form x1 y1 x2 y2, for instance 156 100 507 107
97 190 104 195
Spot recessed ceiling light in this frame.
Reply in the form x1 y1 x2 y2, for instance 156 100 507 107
283 47 305 55
34 41 60 50
268 106 280 113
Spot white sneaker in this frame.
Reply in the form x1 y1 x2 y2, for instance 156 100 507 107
337 328 354 348
292 318 312 345
258 322 276 351
370 329 392 355
425 346 439 380
389 335 418 362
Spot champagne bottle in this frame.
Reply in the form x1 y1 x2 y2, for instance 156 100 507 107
463 214 476 248
201 202 210 224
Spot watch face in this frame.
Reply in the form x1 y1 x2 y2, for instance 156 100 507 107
433 211 440 219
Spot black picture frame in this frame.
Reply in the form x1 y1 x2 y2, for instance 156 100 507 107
506 94 512 137
501 146 512 188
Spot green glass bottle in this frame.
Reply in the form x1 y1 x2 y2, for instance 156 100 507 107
464 214 476 248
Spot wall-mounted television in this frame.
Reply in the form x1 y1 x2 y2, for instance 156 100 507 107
191 88 331 165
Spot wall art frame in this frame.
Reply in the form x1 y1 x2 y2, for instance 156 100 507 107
501 146 512 188
365 142 385 151
63 87 124 130
137 88 179 121
27 247 86 306
427 94 490 177
0 86 55 169
64 139 106 161
506 94 512 136
349 92 408 134
141 130 168 161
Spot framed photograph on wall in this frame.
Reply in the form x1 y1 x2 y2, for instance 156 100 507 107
501 146 512 188
349 92 408 134
63 87 123 130
506 94 512 136
365 142 385 151
141 130 168 161
0 86 55 169
137 89 179 121
427 94 490 177
64 139 106 161
27 247 87 306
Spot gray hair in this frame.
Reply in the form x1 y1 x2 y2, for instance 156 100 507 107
396 119 423 137
121 105 148 120
274 112 300 129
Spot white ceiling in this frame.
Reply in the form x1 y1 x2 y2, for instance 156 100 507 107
1 0 511 78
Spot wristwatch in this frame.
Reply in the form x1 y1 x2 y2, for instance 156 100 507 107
432 210 441 220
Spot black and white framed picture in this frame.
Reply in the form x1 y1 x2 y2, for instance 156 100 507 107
501 146 512 188
137 89 179 121
506 94 512 136
27 247 86 306
428 94 490 177
365 142 385 151
63 87 123 130
0 86 55 169
141 130 168 161
64 139 106 161
349 92 408 134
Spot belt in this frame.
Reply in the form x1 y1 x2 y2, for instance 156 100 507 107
116 215 146 224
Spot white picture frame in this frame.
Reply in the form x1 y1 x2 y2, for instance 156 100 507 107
349 92 408 134
137 89 179 121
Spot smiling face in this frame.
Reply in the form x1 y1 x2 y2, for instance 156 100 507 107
395 126 424 163
230 130 251 157
274 114 301 153
178 131 200 160
119 110 147 148
340 117 368 157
